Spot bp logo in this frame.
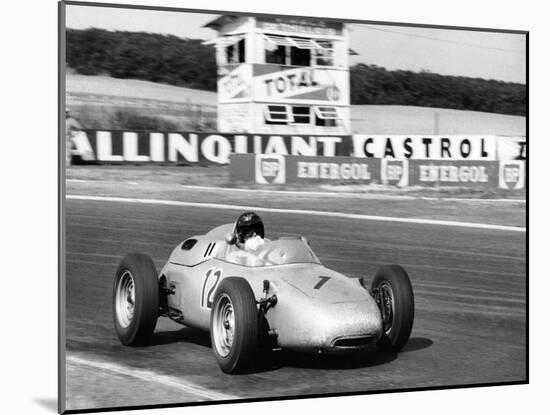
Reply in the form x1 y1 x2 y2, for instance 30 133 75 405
381 158 409 186
255 154 286 184
499 161 525 190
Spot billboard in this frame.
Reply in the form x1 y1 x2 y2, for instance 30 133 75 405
499 160 526 189
73 130 352 164
408 160 498 187
256 16 343 36
252 65 348 105
230 154 524 189
352 135 497 160
231 154 380 184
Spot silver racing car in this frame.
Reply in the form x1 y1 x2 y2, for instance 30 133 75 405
113 213 415 373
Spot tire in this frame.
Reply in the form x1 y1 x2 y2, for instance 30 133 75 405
113 253 159 346
210 277 259 374
371 265 414 353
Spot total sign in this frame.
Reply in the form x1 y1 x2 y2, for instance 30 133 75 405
253 65 348 104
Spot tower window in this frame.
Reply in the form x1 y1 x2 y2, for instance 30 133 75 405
264 105 291 124
291 106 311 124
264 35 337 67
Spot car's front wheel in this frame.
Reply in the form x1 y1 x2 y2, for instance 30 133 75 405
210 277 258 373
371 265 414 352
113 253 159 346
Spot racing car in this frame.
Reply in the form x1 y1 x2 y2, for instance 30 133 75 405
113 212 414 374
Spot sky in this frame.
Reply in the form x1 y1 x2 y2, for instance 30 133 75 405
65 3 526 84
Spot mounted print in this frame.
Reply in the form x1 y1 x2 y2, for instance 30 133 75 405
59 1 527 413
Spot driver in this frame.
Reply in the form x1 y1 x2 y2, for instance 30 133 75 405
227 212 269 266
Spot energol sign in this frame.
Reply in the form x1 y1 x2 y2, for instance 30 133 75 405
230 154 524 190
296 161 372 180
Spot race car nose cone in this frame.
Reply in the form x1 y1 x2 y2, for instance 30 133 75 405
320 300 383 348
268 268 384 353
273 292 383 352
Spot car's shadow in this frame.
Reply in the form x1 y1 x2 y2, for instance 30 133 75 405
258 337 434 372
151 330 433 373
150 327 212 348
401 337 433 353
262 348 394 371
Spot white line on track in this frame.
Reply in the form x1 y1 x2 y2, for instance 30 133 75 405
67 181 525 203
66 355 239 401
67 194 525 232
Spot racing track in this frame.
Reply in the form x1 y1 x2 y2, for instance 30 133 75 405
63 198 527 411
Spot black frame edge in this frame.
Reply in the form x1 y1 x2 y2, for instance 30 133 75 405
59 1 67 413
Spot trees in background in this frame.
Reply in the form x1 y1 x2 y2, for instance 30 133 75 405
66 28 217 91
66 28 526 116
349 64 526 116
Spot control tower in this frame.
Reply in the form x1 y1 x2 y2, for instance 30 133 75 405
204 15 352 135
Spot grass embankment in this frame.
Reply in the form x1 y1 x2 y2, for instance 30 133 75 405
66 74 526 135
66 74 217 131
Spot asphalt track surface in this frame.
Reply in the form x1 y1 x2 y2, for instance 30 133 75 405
64 198 527 411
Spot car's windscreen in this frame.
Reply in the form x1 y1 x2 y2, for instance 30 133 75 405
263 238 321 265
224 237 321 267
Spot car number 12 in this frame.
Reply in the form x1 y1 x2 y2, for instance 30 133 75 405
200 268 222 309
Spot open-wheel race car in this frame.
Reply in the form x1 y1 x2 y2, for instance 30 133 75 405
113 212 415 374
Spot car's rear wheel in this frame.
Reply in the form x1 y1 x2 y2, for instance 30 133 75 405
113 253 159 346
210 277 258 373
371 265 414 352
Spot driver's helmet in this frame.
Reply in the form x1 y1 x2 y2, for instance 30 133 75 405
234 211 264 244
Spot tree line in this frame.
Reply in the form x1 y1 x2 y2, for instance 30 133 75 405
349 64 525 116
66 28 526 116
66 28 217 91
